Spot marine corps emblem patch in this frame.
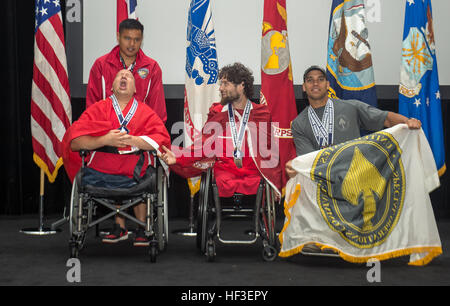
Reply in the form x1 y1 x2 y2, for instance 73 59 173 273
311 131 405 248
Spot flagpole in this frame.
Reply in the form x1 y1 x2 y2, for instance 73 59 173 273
172 194 197 237
20 168 59 235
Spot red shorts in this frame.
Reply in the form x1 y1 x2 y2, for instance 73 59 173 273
213 157 261 198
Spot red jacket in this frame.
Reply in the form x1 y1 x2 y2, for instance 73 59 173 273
62 96 171 183
171 102 282 196
86 45 167 123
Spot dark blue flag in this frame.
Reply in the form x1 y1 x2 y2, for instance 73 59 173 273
326 0 377 107
399 0 445 176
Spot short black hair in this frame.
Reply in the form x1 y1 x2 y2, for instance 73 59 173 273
303 65 327 82
219 62 254 99
118 19 144 34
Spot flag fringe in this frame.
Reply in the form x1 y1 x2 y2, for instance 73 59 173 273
438 164 446 177
33 153 63 183
187 177 201 197
278 243 442 266
278 182 442 266
278 183 301 246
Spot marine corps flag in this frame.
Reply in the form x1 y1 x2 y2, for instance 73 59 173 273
261 0 297 191
279 125 442 266
326 0 377 107
399 0 445 176
184 0 220 195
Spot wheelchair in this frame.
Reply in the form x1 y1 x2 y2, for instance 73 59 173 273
196 167 279 262
68 147 168 263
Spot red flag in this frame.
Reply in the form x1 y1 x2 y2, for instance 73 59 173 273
260 0 297 193
32 0 71 183
117 0 138 32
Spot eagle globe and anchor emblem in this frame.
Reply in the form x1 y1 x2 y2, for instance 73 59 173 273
311 132 406 249
260 2 292 105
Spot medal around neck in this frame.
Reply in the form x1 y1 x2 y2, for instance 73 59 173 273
118 125 129 134
228 101 252 169
233 148 243 168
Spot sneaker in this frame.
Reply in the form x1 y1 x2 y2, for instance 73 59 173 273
133 227 150 247
102 224 129 243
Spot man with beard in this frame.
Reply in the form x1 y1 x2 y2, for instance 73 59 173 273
160 62 282 198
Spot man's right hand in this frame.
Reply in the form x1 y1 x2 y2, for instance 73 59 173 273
103 129 129 148
286 159 298 179
159 145 177 165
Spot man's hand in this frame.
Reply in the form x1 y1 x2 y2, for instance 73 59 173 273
71 129 129 151
104 129 130 148
286 159 298 179
405 117 421 130
159 145 177 165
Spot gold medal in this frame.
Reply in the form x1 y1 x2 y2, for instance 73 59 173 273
233 148 243 168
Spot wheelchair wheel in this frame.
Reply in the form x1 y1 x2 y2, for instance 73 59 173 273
260 185 278 261
199 169 213 254
206 240 216 262
262 245 277 262
196 169 210 251
265 185 276 247
156 166 168 252
69 179 89 253
149 241 157 263
69 241 79 259
69 179 79 238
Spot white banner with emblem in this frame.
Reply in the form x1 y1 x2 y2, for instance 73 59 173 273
279 124 442 266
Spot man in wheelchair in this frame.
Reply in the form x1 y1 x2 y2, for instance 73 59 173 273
161 62 281 200
160 63 282 260
62 69 170 247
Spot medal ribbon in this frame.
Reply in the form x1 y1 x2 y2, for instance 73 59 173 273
110 94 138 132
119 54 136 73
308 99 334 148
228 100 252 158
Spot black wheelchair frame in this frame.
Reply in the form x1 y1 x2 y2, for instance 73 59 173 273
196 168 279 262
68 148 168 263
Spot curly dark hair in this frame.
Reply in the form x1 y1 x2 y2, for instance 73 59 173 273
218 62 254 99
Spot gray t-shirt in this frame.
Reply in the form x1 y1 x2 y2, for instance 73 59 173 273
291 98 388 156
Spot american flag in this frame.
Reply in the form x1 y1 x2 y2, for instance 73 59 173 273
117 0 138 32
31 0 71 183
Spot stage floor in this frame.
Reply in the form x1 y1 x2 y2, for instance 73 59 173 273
1 215 449 286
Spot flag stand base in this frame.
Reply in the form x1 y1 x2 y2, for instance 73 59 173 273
20 228 60 236
172 195 197 237
172 227 197 237
20 169 61 236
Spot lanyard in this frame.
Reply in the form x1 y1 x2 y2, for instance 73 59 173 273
308 99 334 148
119 55 136 72
228 100 252 159
110 94 138 133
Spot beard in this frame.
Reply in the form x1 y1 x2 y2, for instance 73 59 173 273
220 91 240 105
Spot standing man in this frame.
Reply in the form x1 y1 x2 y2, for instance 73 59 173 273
286 65 422 177
285 65 422 254
86 19 167 123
